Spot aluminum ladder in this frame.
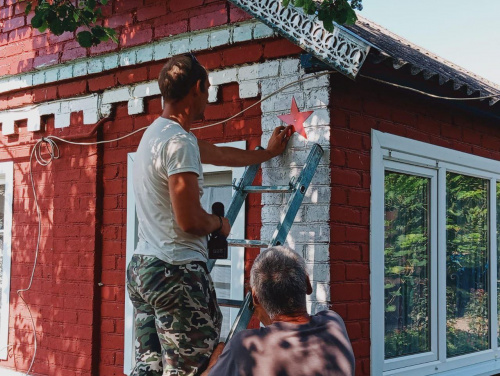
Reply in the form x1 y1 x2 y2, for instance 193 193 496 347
207 143 324 341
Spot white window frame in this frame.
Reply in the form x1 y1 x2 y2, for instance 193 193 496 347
0 162 13 361
124 141 246 375
371 130 500 376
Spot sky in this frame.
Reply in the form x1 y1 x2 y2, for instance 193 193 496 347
359 0 500 86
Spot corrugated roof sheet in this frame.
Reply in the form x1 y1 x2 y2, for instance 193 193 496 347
342 15 500 106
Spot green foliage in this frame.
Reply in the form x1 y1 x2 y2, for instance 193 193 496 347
19 0 117 48
282 0 362 31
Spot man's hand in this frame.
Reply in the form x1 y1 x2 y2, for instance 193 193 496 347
266 125 294 157
201 342 226 376
220 217 230 237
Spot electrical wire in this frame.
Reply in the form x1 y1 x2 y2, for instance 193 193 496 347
20 67 500 374
360 74 500 101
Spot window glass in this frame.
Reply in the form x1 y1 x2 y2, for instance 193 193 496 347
384 171 431 358
446 173 489 357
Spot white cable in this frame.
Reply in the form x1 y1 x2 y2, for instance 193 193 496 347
360 74 500 101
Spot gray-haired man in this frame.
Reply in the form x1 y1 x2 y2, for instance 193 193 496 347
203 246 355 376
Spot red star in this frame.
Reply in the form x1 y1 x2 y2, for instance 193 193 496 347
277 97 314 139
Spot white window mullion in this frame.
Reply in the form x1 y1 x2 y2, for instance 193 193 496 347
489 179 498 352
437 166 447 366
430 168 439 358
370 131 385 375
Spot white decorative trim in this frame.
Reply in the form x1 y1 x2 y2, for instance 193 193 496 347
228 0 370 78
0 20 275 96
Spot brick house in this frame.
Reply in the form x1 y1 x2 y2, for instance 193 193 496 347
0 0 500 375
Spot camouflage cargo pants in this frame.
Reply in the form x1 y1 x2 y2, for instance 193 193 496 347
126 254 222 376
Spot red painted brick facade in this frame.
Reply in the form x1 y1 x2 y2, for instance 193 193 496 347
1 1 499 375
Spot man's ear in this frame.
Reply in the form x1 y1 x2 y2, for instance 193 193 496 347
251 289 260 307
306 275 313 295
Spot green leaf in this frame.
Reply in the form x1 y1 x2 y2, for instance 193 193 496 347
49 19 65 35
88 0 96 9
38 21 49 33
31 14 44 28
91 25 106 38
101 0 109 5
282 0 290 6
77 30 93 47
25 3 32 15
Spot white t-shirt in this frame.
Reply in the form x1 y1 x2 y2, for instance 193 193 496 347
133 117 207 264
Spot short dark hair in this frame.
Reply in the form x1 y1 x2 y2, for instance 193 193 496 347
158 53 208 103
250 246 308 319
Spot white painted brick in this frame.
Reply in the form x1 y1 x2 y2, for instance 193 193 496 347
305 204 329 222
171 39 189 55
262 167 299 184
71 96 99 111
59 65 73 80
302 73 330 90
83 109 99 124
137 46 153 64
154 41 172 61
311 281 330 301
238 61 280 80
310 166 331 185
306 125 330 145
307 108 330 126
280 59 301 75
307 301 330 315
209 69 237 86
265 148 310 168
262 205 303 223
210 29 230 48
303 244 330 263
273 92 305 111
73 62 88 77
0 113 16 135
55 112 71 129
88 59 104 74
208 85 219 103
38 102 61 116
253 23 275 39
285 224 330 243
306 262 330 282
32 71 45 86
45 68 59 83
260 79 279 96
305 185 331 204
305 87 330 108
103 55 119 70
190 34 209 51
261 114 281 129
239 81 259 98
128 98 145 115
102 87 130 104
233 24 253 43
27 113 41 132
261 192 286 205
278 75 302 93
133 82 161 98
23 74 34 87
120 50 137 67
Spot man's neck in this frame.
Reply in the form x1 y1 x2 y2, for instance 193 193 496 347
271 311 310 325
162 104 192 132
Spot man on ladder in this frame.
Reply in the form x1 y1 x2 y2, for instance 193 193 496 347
126 53 292 376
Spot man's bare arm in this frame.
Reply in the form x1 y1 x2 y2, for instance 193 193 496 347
169 172 230 236
198 125 293 166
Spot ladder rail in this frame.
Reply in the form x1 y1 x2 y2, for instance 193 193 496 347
224 143 324 342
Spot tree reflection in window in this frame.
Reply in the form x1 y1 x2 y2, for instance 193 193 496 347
384 172 430 358
446 173 489 357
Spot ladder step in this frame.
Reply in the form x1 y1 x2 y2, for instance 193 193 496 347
242 185 294 193
227 239 269 248
217 299 245 308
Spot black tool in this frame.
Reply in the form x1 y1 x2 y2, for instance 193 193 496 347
208 202 228 259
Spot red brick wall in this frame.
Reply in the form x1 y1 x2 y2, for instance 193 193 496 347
329 71 500 375
0 30 304 374
0 0 252 76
